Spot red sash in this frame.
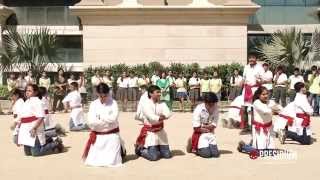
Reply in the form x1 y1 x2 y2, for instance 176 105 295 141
191 126 215 153
296 113 310 127
244 84 260 103
82 127 120 160
135 122 164 147
252 120 272 135
279 114 294 126
21 116 38 123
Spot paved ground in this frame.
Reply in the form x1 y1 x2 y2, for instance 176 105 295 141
0 112 319 180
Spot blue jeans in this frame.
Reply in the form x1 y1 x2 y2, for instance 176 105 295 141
287 128 311 145
140 145 172 161
241 144 256 154
69 119 87 131
24 138 57 156
197 144 220 158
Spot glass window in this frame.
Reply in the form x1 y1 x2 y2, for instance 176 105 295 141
47 7 66 25
27 7 45 24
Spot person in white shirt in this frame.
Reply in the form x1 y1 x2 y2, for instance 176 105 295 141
117 72 130 111
135 85 172 161
175 74 187 112
188 72 201 111
78 72 87 106
62 82 87 131
128 72 139 111
16 73 27 92
18 84 64 156
278 82 313 145
261 63 273 99
103 70 114 90
237 86 280 154
151 71 160 85
91 70 104 100
68 73 78 87
240 53 264 134
39 72 51 90
224 95 244 129
83 83 126 167
137 74 150 98
273 66 288 107
25 70 36 85
7 73 17 92
10 89 25 145
190 92 220 158
229 69 243 101
288 68 304 102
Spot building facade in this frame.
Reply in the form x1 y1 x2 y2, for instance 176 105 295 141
0 0 319 70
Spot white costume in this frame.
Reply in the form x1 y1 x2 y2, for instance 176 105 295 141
273 102 294 132
41 97 57 130
289 93 313 136
242 64 264 104
227 95 244 123
12 98 24 136
18 97 45 147
84 99 123 167
251 100 276 149
261 70 273 90
62 91 85 126
135 91 149 121
139 98 171 147
192 103 219 149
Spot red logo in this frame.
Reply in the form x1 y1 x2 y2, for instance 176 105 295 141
249 149 259 160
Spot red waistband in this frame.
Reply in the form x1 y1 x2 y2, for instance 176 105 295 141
82 127 120 160
252 120 272 135
279 114 294 126
135 122 164 147
21 116 38 123
296 113 310 127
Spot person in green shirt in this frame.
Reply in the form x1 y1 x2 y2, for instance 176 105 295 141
156 72 172 110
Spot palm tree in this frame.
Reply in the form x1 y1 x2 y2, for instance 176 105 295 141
0 27 59 79
257 28 320 71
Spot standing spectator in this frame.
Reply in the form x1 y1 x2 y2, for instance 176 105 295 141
52 69 67 113
78 72 87 106
273 66 288 107
308 66 320 116
137 74 150 97
261 63 273 99
24 70 36 85
209 70 222 101
39 72 51 90
188 72 200 111
175 74 187 112
7 73 17 92
228 69 243 101
156 72 171 110
151 71 160 85
103 70 114 90
117 72 130 111
288 68 304 102
16 73 27 93
68 73 78 86
128 72 139 111
167 70 176 108
91 70 103 100
200 73 210 99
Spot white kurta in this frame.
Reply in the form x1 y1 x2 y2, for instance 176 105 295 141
18 97 45 147
273 102 294 132
135 91 148 121
289 93 313 136
141 98 171 147
242 64 264 105
193 103 219 149
227 95 244 122
41 97 57 130
12 98 24 136
85 99 123 167
252 100 275 149
62 91 85 126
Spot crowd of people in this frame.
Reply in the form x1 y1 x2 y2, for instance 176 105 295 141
5 52 317 167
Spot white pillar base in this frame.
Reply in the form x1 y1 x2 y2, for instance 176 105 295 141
189 0 215 6
117 0 142 7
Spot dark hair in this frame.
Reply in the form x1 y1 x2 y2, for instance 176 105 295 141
311 65 317 71
253 86 269 102
147 85 161 98
294 68 300 72
262 63 269 67
96 83 110 94
294 82 305 93
26 84 40 98
248 52 258 58
203 92 219 103
70 82 79 89
11 89 24 99
277 65 284 72
38 86 47 100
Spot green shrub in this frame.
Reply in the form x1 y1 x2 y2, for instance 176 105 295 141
0 85 10 99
